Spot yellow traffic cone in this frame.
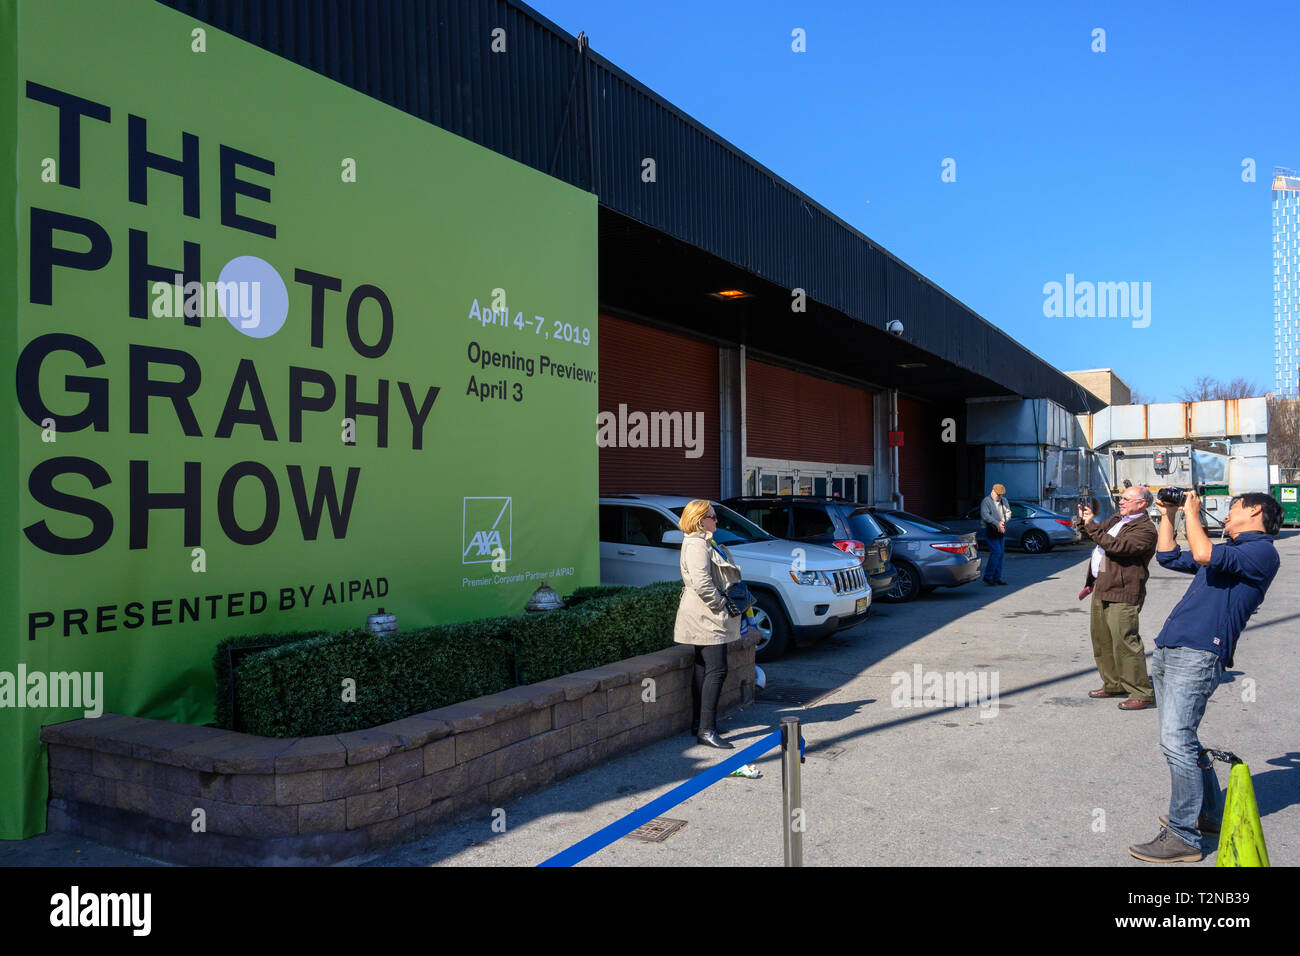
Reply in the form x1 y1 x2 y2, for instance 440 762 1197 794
1216 762 1269 867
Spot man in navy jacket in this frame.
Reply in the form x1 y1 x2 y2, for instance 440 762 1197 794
1128 490 1282 863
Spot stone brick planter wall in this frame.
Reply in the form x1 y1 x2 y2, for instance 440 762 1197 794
40 635 756 865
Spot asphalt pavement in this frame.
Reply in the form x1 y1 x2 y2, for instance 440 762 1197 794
5 533 1298 867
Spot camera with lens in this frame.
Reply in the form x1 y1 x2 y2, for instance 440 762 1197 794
1156 485 1203 506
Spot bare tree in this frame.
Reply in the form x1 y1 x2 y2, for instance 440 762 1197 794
1177 375 1216 402
1219 377 1261 399
1177 376 1261 402
1129 388 1154 405
1267 394 1300 475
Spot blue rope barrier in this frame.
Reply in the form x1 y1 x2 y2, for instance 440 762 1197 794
538 729 784 867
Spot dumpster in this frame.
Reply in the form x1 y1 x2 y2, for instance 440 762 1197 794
1272 485 1300 527
1201 483 1231 535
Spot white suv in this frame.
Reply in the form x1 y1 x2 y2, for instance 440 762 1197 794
599 495 871 661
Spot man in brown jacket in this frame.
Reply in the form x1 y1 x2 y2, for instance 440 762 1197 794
1078 486 1158 710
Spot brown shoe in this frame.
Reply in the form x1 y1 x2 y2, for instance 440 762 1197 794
1129 828 1202 863
1118 699 1156 710
1088 688 1124 698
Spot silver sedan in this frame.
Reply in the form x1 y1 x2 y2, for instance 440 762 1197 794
943 500 1081 554
862 509 982 602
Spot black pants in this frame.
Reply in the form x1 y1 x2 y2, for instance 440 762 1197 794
692 643 729 732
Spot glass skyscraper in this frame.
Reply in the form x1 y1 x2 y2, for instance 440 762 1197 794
1274 167 1300 395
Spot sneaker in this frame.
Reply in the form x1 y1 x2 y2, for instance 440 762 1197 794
1158 813 1221 834
1128 828 1202 863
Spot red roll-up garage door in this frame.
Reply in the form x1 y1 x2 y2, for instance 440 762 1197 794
746 359 873 464
598 314 721 497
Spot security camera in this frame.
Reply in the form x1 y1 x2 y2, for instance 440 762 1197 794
886 320 904 336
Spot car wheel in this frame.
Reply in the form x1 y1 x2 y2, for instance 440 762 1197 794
751 592 791 663
1022 529 1050 554
882 561 921 603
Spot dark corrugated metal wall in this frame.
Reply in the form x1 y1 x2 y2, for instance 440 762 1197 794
159 0 596 189
156 0 1091 412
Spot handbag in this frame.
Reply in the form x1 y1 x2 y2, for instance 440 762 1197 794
710 540 754 616
723 581 755 617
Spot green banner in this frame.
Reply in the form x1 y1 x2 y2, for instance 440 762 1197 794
1 0 598 838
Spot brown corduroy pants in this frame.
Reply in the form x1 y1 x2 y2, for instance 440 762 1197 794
1089 597 1155 702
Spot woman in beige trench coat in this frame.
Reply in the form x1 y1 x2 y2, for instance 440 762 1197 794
674 499 742 749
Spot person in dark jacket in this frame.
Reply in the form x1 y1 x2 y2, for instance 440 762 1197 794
1078 486 1158 710
980 484 1012 585
1128 490 1282 863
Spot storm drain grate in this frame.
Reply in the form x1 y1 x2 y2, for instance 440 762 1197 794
759 683 838 709
624 817 687 843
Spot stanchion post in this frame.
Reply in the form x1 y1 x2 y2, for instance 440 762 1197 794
781 716 803 867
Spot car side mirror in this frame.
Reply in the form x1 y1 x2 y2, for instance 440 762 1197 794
661 530 684 545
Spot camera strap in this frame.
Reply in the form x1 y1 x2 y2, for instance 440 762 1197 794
1202 748 1243 766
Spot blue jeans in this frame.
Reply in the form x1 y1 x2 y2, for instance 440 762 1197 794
984 536 1005 582
1150 645 1223 848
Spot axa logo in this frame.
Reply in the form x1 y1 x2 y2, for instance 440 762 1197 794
463 497 512 565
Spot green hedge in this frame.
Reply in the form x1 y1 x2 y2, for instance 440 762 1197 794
516 582 681 685
212 630 329 730
221 581 684 737
560 585 631 609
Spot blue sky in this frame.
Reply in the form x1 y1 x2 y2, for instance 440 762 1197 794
532 0 1297 403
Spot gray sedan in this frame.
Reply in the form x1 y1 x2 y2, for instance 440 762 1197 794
943 500 1081 554
859 509 982 602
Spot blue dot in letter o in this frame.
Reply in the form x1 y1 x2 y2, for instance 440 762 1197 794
218 256 288 338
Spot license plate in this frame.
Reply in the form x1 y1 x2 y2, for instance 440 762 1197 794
855 597 869 614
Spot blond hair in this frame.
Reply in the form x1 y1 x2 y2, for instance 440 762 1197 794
678 499 713 534
991 483 1006 495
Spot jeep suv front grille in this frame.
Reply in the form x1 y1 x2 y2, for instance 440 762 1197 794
831 566 867 594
